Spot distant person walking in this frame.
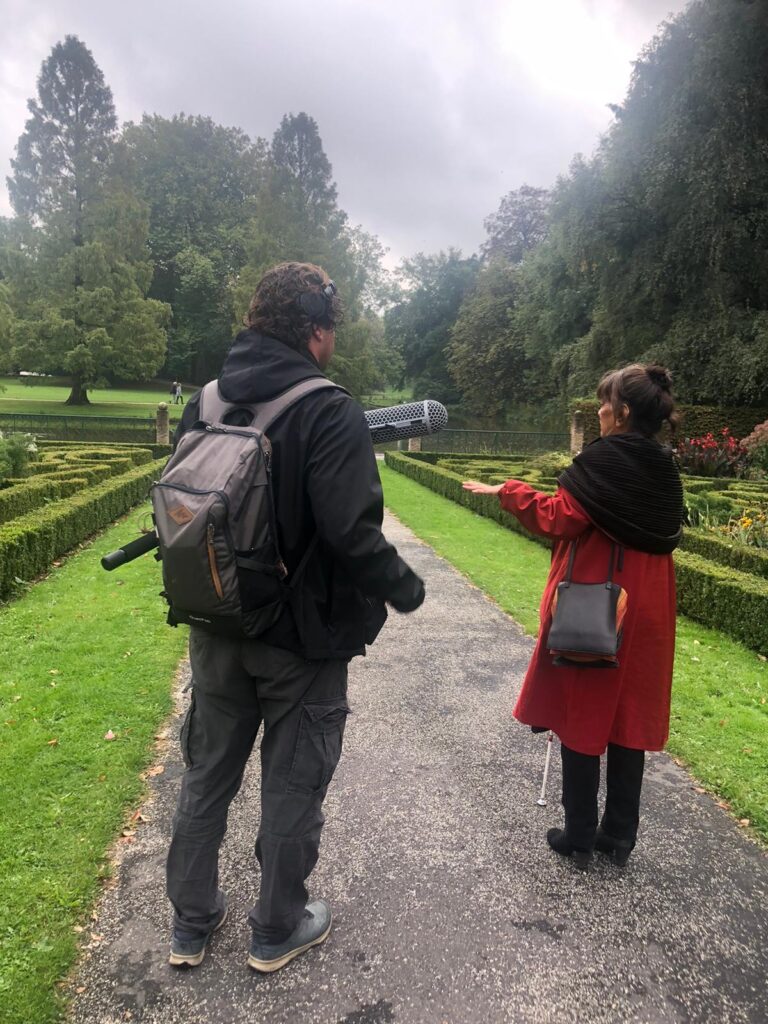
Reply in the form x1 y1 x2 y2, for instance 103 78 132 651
175 382 184 405
170 381 178 403
463 364 684 869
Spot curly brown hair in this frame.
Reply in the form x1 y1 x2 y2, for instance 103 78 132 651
245 262 344 351
597 363 680 437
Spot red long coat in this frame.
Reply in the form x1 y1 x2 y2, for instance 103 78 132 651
499 480 677 755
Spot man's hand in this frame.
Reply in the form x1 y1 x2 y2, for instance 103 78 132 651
462 480 503 495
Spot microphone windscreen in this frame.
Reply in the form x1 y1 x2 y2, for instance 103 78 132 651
364 400 448 443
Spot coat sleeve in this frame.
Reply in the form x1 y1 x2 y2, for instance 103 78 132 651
304 396 425 612
498 480 592 540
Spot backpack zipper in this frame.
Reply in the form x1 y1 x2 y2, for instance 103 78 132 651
207 524 224 599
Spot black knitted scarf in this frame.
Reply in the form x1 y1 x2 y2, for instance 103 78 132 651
558 433 684 554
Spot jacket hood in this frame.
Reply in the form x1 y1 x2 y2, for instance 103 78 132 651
218 329 325 404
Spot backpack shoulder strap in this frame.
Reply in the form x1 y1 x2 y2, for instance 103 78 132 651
198 380 235 424
197 377 346 430
252 378 347 432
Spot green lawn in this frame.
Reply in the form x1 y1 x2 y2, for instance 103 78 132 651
0 377 186 419
0 504 188 1024
379 464 768 845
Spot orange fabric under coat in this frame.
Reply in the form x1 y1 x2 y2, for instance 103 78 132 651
500 480 677 756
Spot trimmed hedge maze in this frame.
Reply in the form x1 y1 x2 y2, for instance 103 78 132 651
384 450 768 654
0 441 171 601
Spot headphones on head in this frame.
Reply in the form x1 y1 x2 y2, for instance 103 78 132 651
298 280 337 324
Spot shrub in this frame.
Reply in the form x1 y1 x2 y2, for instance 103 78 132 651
526 450 573 476
0 458 164 601
0 432 38 482
675 428 749 477
742 419 768 474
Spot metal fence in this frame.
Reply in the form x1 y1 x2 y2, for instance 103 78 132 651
0 412 157 442
419 428 570 454
0 412 570 454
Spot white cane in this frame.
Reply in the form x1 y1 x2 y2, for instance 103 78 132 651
536 731 554 806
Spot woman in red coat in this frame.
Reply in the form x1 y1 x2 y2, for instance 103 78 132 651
464 365 683 868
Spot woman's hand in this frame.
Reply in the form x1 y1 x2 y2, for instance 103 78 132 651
462 480 503 495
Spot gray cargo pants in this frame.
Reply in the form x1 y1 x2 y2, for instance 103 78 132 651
166 627 349 943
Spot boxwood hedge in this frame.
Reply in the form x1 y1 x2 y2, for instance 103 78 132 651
0 455 166 601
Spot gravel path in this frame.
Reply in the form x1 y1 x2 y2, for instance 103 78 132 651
68 513 768 1024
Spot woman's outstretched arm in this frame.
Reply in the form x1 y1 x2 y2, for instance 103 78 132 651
463 479 591 540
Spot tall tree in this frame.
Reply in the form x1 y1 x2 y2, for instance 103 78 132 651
5 38 168 403
448 259 526 419
233 113 391 399
455 0 768 408
7 35 117 245
122 114 267 381
271 112 339 228
385 250 480 403
481 184 551 264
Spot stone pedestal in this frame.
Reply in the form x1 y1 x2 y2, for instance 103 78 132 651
156 402 170 444
570 409 585 455
408 436 422 452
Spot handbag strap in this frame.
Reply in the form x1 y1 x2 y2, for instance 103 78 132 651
561 537 623 589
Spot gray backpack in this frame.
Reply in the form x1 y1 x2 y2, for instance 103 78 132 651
151 377 342 637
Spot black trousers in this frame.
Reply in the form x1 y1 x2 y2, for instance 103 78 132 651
560 742 645 850
166 629 349 942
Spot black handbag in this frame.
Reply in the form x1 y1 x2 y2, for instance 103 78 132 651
546 539 627 668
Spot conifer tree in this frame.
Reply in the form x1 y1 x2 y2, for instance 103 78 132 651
5 37 168 404
8 35 117 244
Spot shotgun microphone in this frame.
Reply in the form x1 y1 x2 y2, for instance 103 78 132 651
363 399 448 443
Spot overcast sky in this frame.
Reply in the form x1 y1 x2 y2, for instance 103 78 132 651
0 0 688 266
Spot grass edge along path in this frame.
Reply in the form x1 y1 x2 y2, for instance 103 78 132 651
379 464 768 846
0 504 188 1024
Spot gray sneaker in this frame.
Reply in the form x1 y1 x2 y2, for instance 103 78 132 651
248 899 332 973
169 903 228 968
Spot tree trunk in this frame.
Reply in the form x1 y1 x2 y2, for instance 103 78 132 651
65 380 91 405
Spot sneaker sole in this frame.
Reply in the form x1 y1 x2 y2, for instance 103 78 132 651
247 918 332 973
168 906 228 967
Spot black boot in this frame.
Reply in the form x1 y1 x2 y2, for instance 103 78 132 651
553 743 600 869
594 826 634 866
546 828 592 870
597 744 645 865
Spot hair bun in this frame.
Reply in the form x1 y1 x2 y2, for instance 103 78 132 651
645 364 672 392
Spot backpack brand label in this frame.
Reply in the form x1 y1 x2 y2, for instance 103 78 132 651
168 505 195 525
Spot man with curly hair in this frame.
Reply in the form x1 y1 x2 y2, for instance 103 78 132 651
165 262 425 972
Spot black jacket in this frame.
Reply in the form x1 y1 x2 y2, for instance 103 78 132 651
175 329 425 659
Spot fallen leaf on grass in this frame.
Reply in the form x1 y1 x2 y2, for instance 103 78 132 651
717 799 731 810
130 811 148 823
694 786 706 794
739 819 750 827
49 669 59 675
73 925 85 934
104 730 116 741
691 656 701 663
758 654 767 662
47 738 59 746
